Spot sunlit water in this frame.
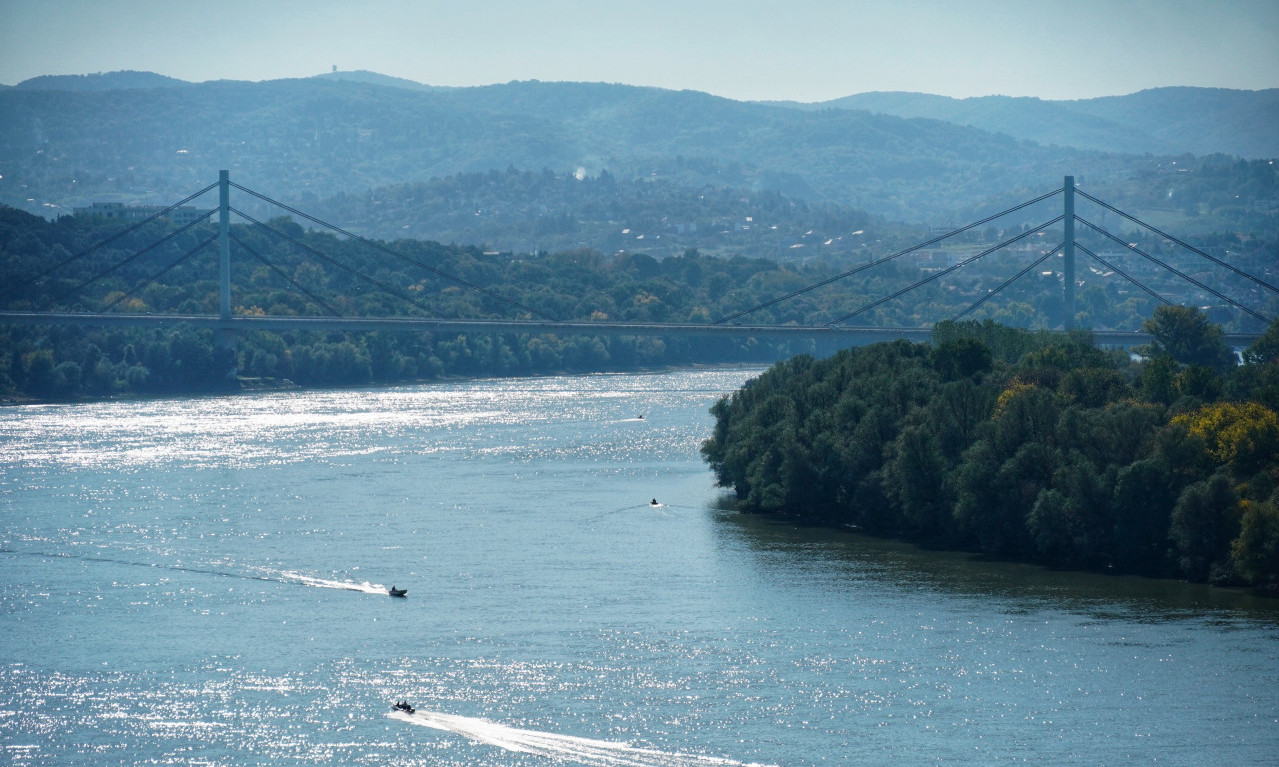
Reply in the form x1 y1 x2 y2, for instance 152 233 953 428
2 369 1276 766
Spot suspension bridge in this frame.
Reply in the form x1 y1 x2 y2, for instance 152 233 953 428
1 172 1273 358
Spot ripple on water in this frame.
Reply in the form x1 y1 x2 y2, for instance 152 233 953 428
3 370 1277 766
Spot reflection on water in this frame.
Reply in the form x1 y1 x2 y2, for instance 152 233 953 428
2 369 1277 766
716 510 1279 625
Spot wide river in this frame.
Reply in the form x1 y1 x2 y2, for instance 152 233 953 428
1 368 1276 766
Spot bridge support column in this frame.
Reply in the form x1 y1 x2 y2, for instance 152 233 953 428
217 171 238 383
219 170 231 320
1063 175 1076 331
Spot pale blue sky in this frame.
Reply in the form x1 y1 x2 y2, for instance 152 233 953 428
2 0 1276 101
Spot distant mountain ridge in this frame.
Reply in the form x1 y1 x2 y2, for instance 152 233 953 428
0 74 1050 223
13 69 1273 158
14 70 193 91
314 69 448 92
774 87 1279 159
1 71 1274 237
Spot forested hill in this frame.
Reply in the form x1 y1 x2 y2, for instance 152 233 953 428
0 75 1044 223
701 313 1279 588
12 70 192 92
776 87 1279 159
3 72 1274 235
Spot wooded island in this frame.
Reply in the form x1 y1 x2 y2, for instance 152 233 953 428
701 313 1279 587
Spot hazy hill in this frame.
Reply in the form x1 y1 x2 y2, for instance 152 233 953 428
785 88 1279 159
1065 87 1279 160
0 72 1273 240
314 69 444 92
0 75 1063 222
14 70 193 91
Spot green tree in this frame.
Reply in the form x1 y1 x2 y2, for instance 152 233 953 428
1139 354 1179 405
1231 499 1279 586
1170 473 1241 583
883 424 950 536
20 349 56 397
1141 305 1235 372
929 337 993 382
1111 458 1175 575
1242 317 1279 366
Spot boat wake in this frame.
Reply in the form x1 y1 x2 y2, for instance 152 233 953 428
390 709 776 767
1 550 391 596
2 548 259 583
267 570 388 595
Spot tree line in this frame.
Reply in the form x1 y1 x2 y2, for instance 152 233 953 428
701 309 1279 587
1 200 1274 403
0 205 829 400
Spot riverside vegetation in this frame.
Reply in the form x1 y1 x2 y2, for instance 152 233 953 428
2 192 1274 401
0 204 848 399
701 312 1279 587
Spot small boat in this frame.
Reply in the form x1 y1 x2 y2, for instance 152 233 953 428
393 700 415 714
388 586 407 597
650 498 660 506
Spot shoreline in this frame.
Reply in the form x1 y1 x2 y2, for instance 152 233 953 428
723 501 1279 599
0 361 767 408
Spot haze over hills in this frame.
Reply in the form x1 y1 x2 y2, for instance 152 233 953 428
779 88 1279 159
10 70 194 92
0 70 1274 248
16 70 1274 158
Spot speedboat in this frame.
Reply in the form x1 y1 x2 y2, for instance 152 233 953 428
388 586 407 597
393 700 415 714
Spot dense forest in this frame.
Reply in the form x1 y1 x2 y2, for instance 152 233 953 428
701 311 1279 587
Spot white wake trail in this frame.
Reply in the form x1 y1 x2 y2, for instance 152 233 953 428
272 570 388 594
390 710 777 767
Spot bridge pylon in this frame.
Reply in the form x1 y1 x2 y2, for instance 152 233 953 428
1063 175 1076 331
219 170 231 320
215 170 237 377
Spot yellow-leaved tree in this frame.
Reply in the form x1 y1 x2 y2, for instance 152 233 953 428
1171 402 1279 477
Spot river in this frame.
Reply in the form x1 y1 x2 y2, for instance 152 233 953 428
1 368 1276 765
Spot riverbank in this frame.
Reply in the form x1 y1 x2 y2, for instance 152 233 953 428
0 361 767 407
720 494 1279 598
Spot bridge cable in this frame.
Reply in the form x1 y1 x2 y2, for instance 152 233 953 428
953 243 1062 321
828 215 1064 326
1077 216 1271 325
1076 188 1279 297
37 213 216 311
2 182 218 301
101 235 217 312
228 182 558 321
229 234 345 318
1074 242 1173 309
230 208 449 320
713 187 1063 325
